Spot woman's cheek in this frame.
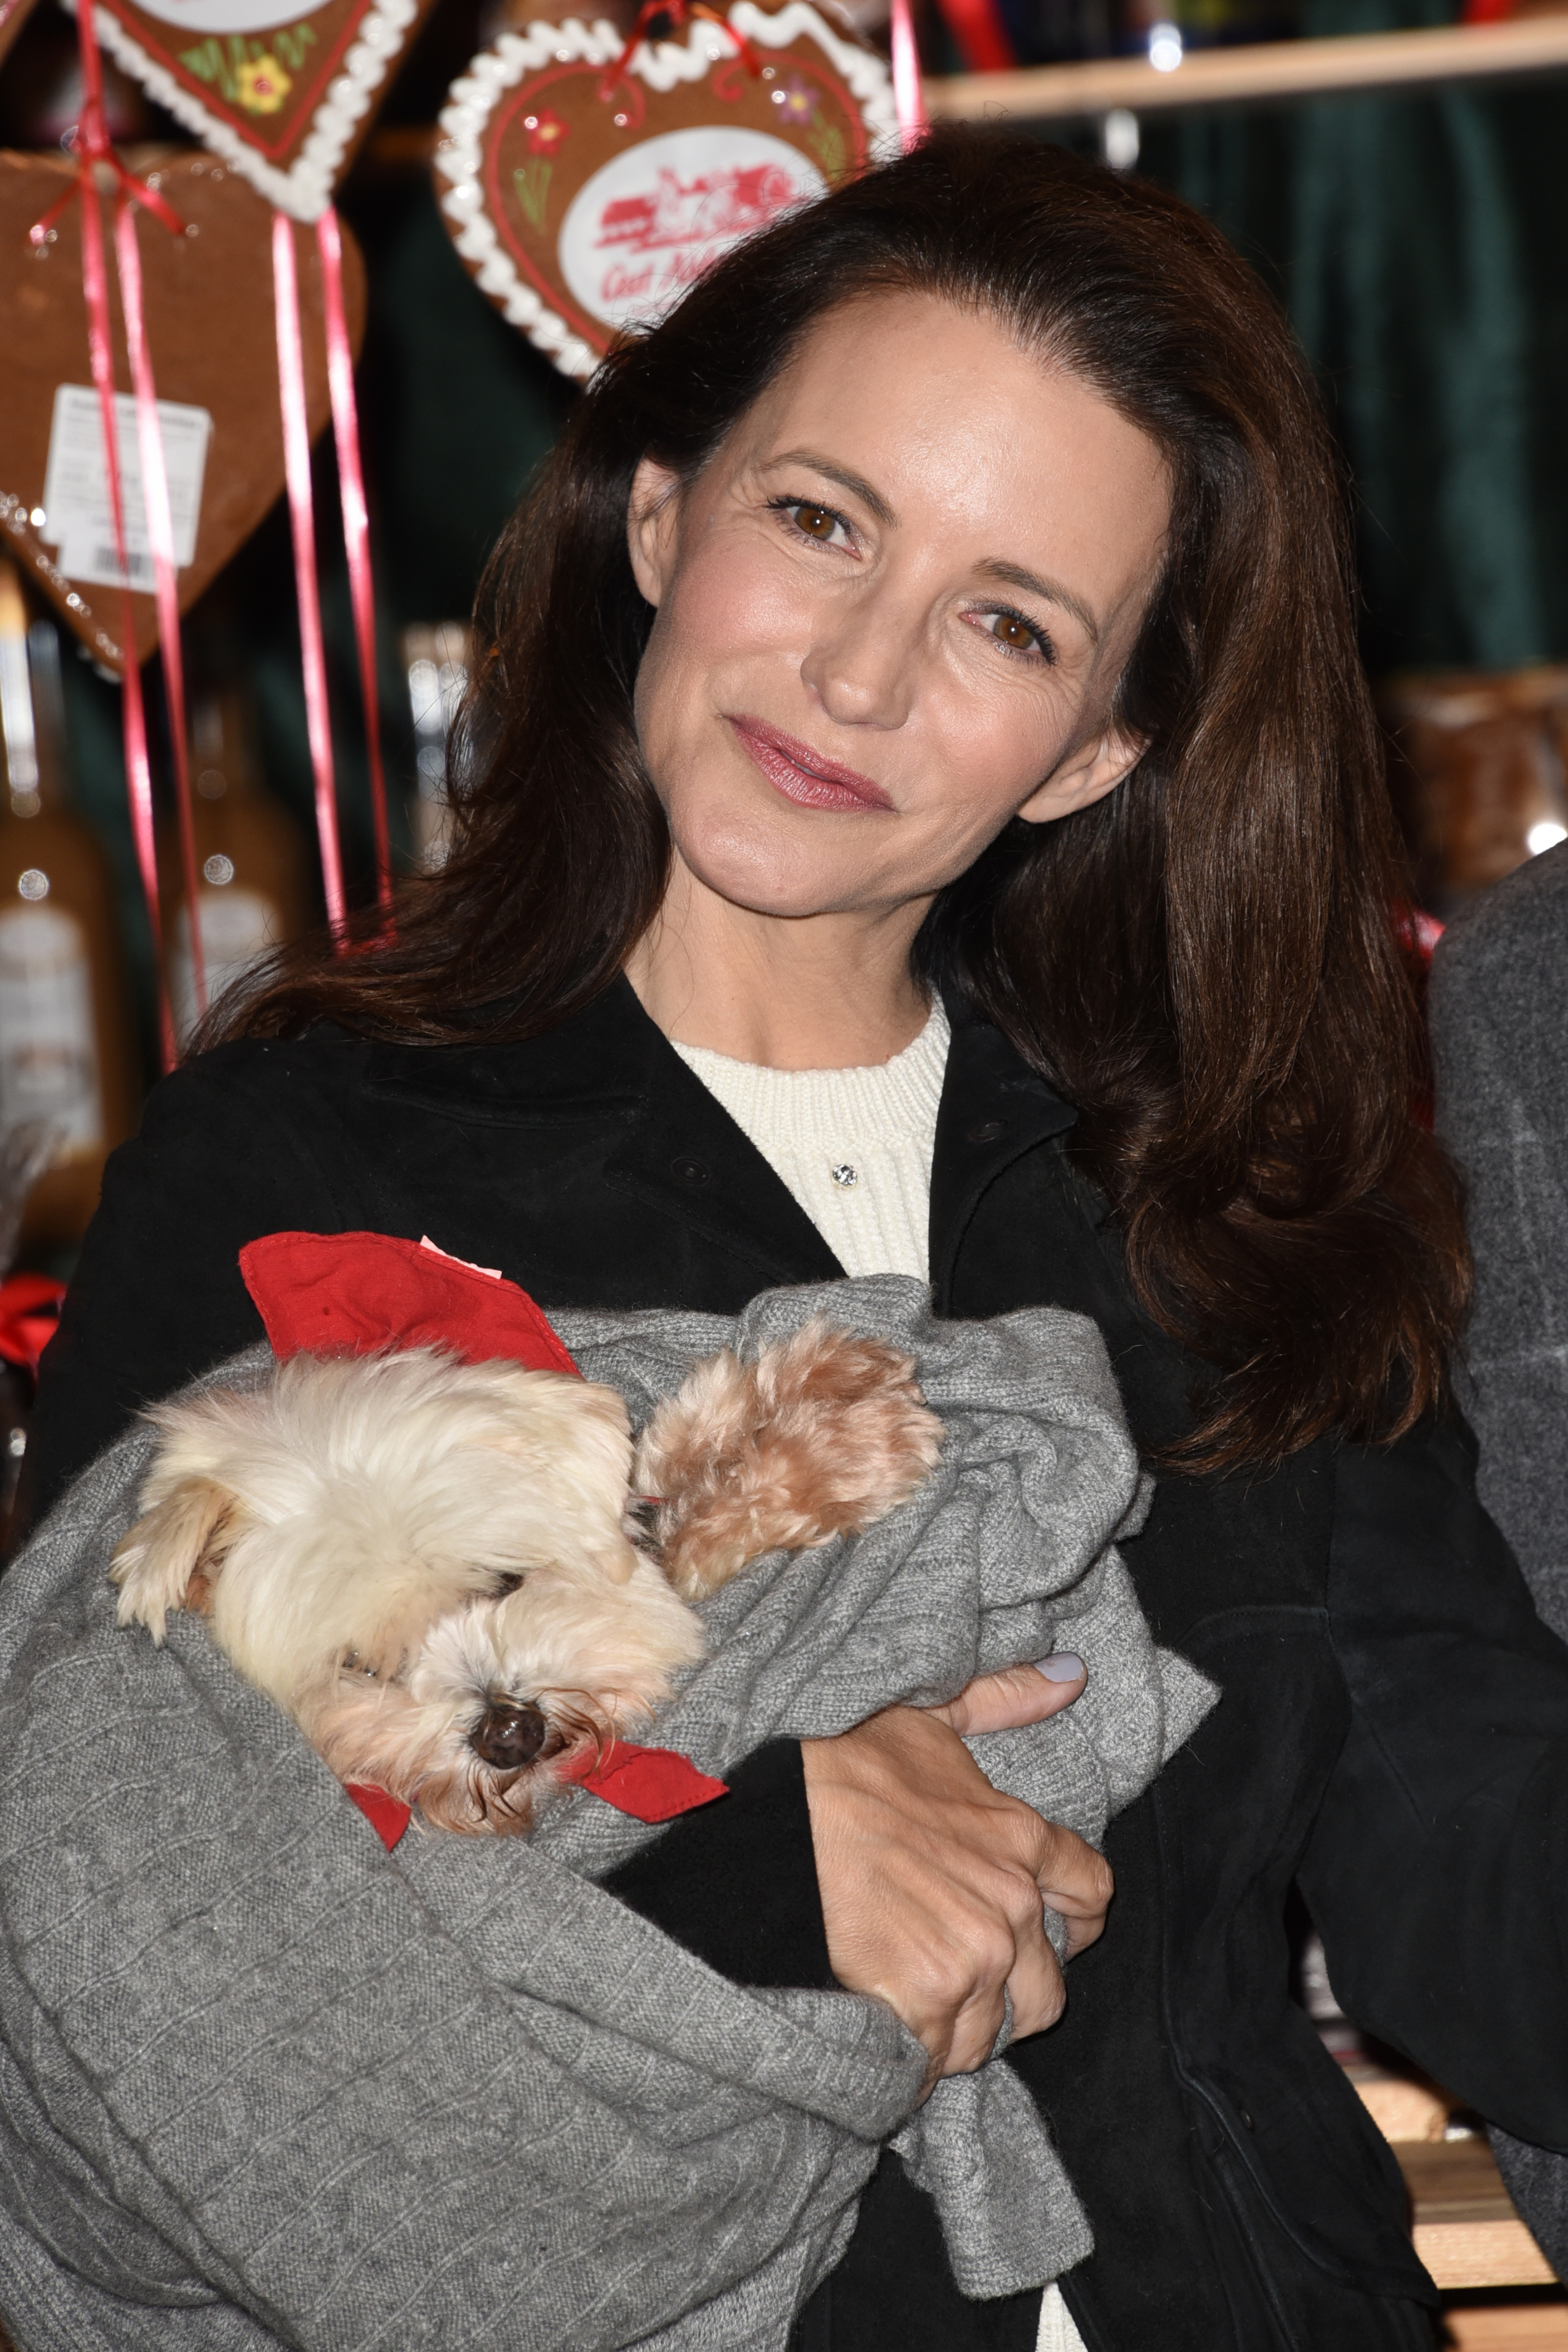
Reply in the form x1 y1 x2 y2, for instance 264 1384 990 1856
664 527 817 691
918 674 1065 844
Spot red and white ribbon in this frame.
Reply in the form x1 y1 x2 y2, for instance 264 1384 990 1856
272 208 346 939
115 202 205 1024
889 0 928 148
317 207 392 925
30 1 198 1069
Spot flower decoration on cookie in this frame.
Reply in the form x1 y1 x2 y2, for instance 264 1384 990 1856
235 53 292 114
769 74 818 124
523 107 569 154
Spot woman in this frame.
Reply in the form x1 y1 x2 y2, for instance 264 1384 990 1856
13 128 1568 2351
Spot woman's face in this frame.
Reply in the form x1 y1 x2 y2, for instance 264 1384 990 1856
627 290 1171 928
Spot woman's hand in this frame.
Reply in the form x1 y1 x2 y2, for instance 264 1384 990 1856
800 1658 1112 2088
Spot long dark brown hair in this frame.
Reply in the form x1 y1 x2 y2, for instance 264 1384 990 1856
221 126 1467 1470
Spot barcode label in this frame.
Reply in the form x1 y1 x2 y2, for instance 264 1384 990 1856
39 387 212 596
84 545 156 588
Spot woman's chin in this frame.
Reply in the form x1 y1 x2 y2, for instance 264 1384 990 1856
670 825 883 925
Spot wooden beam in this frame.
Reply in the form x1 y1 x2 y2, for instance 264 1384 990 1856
923 16 1568 121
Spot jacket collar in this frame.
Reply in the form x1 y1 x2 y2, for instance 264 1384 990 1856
364 976 1077 1295
928 991 1078 1311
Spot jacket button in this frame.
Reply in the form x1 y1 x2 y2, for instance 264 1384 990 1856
967 1120 1005 1144
671 1155 710 1186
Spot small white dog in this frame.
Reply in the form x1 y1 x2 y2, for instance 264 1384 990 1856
112 1320 940 1834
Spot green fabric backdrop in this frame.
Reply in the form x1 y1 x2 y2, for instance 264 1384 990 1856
1141 28 1568 672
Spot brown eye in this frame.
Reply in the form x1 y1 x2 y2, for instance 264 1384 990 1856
793 504 838 540
990 614 1037 652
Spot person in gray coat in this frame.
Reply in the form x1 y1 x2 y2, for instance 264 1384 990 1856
1430 835 1568 2275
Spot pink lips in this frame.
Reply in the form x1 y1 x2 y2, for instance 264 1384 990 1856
728 716 895 814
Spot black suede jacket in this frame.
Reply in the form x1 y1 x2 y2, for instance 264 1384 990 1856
29 981 1568 2352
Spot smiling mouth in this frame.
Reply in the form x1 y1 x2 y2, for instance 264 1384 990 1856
728 716 895 813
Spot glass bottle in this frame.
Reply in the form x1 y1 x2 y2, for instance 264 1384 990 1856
161 686 311 1049
401 621 471 873
0 558 136 1250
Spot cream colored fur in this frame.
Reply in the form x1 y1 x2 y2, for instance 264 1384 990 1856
113 1328 939 1835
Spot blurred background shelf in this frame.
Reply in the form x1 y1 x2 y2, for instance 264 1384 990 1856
924 12 1568 119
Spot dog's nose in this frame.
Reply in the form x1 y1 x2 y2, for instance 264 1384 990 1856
470 1700 549 1769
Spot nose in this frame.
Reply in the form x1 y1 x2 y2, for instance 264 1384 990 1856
470 1700 549 1769
799 590 918 732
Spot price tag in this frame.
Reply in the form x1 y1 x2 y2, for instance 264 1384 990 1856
39 385 212 594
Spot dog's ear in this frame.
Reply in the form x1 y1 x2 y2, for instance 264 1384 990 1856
111 1478 238 1644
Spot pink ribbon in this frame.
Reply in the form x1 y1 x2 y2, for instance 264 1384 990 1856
889 0 927 148
317 207 392 927
114 202 205 1025
31 0 190 1068
272 209 346 940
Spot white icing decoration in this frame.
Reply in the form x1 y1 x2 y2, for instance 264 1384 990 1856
65 0 420 222
433 4 896 384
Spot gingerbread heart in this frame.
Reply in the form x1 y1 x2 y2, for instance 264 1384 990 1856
435 3 896 382
66 0 439 220
0 149 364 671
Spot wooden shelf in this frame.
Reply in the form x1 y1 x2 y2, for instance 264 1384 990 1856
1446 2302 1568 2348
1348 2063 1561 2294
924 14 1568 121
1401 2139 1559 2291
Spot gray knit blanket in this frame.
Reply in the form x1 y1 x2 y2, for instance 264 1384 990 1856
0 1276 1216 2352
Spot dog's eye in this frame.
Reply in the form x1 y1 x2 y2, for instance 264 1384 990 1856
493 1572 525 1596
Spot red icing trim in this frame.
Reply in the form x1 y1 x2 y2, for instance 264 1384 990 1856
346 1781 412 1851
558 1740 730 1822
239 1231 580 1375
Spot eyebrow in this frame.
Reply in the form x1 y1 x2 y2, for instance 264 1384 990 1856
976 559 1100 648
769 450 897 529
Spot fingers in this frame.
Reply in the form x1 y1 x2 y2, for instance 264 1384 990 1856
802 1707 1097 2080
1032 1818 1115 1957
930 1655 1086 1737
1001 1913 1068 2045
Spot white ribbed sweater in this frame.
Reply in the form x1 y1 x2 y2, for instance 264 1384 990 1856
672 998 1086 2352
672 1001 951 1280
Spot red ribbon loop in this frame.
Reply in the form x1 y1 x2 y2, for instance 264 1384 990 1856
599 0 764 104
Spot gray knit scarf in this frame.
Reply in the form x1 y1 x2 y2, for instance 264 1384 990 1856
0 1276 1215 2352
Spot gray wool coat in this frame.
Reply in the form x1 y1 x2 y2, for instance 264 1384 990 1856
1430 838 1568 2273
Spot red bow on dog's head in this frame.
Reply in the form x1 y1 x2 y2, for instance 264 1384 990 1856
238 1230 728 1848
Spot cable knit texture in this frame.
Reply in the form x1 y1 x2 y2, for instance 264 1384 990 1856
671 1002 950 1280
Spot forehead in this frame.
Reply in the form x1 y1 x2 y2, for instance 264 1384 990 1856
723 289 1170 595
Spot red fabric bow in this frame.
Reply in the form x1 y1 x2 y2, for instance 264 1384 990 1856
239 1230 580 1377
242 1231 731 1839
345 1740 728 1853
0 1275 66 1375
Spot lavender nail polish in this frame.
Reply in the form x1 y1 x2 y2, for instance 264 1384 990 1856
1034 1652 1085 1683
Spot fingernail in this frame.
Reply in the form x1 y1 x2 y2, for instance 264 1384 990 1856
1034 1652 1084 1683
